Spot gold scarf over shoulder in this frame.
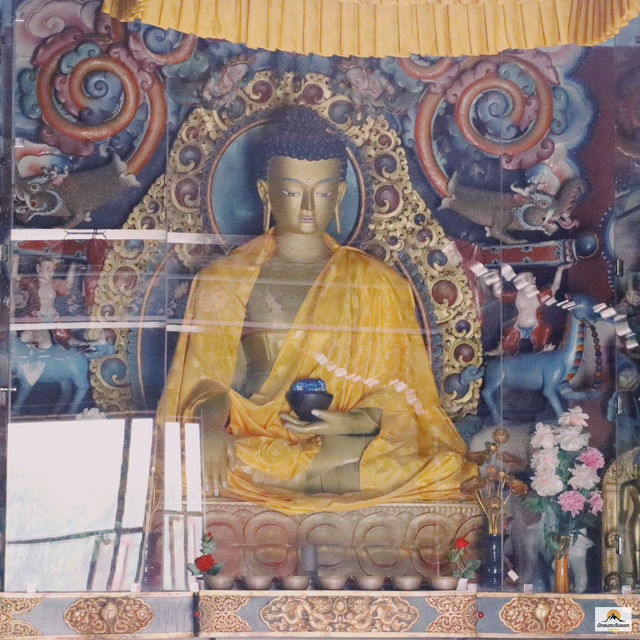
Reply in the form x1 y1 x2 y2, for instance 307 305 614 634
157 233 476 513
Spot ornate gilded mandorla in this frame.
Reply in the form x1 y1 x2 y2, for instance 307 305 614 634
461 429 529 535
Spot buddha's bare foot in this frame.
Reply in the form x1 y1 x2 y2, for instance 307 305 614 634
300 433 375 492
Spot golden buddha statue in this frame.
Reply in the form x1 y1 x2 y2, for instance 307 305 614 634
619 454 640 587
157 107 475 513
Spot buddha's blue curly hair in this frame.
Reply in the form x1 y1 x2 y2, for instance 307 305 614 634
259 106 348 180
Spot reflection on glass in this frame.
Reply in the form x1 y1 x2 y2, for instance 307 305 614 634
122 419 153 529
185 422 203 512
5 418 151 590
164 422 182 512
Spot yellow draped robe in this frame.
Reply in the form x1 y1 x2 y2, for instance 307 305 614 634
157 232 475 513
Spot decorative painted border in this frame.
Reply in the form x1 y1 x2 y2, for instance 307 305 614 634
0 597 42 638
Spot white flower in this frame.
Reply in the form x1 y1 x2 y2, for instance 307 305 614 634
556 427 590 452
531 470 564 496
568 463 599 491
75 407 106 420
531 422 557 449
531 447 559 472
558 406 589 429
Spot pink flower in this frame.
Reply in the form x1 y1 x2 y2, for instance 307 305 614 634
578 447 604 470
558 406 589 429
558 490 586 517
589 490 603 515
568 464 599 491
531 423 556 449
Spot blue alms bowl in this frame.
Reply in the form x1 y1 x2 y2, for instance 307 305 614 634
286 378 333 422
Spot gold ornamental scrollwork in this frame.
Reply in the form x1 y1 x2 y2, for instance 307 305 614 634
615 595 640 635
93 70 481 417
0 597 42 637
260 595 419 633
425 594 476 635
198 595 251 634
499 595 584 634
614 595 640 615
63 596 153 635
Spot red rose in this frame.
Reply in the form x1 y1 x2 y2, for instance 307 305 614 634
455 537 470 549
195 554 215 572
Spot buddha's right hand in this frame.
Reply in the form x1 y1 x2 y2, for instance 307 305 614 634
198 393 234 497
202 426 236 497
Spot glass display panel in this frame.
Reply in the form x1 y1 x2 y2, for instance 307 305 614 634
4 0 640 604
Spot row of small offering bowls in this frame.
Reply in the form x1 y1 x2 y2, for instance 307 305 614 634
203 574 457 590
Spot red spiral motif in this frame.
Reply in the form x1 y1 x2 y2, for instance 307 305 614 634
34 22 170 172
251 80 274 103
37 44 141 141
398 57 457 80
374 185 400 214
302 84 324 105
454 59 553 156
127 31 197 67
415 55 555 195
127 75 166 174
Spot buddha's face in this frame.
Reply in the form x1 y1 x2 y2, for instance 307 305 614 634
258 156 346 235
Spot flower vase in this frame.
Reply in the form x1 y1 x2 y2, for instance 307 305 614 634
554 535 570 593
481 533 503 589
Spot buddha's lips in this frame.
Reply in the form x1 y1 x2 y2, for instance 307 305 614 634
299 215 315 222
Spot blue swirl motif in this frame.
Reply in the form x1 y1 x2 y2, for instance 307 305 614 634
163 46 211 79
498 62 535 95
58 44 125 125
474 90 521 140
17 68 41 119
78 73 123 124
110 103 149 156
379 57 424 94
99 356 128 387
142 26 184 54
59 42 104 74
551 86 570 135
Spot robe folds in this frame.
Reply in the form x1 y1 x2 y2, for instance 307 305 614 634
157 232 476 513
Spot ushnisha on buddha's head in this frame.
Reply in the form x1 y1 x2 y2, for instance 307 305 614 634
257 107 348 237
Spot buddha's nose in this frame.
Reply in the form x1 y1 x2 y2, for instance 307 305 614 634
301 188 314 212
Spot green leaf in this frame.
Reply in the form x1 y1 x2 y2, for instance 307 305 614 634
187 563 201 576
548 537 561 552
524 496 546 512
466 559 481 571
461 567 477 579
201 538 217 554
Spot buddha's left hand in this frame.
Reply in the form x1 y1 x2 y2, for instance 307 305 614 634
280 408 380 436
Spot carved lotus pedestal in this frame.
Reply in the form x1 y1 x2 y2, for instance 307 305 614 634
203 500 485 580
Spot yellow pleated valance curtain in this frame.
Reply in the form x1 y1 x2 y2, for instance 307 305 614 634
102 0 640 57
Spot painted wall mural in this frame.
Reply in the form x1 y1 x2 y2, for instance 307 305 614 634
6 0 640 593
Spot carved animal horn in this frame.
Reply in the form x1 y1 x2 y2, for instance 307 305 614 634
510 184 530 197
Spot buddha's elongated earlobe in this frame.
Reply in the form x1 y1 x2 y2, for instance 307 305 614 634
263 199 272 232
334 181 346 235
